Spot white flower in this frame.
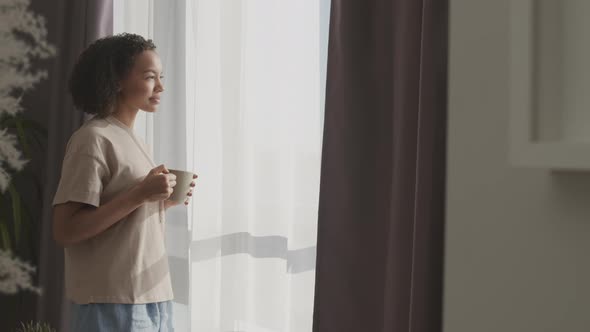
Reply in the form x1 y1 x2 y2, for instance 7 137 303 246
0 249 41 295
0 128 28 191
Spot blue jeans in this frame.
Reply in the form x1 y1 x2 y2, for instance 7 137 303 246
68 301 174 332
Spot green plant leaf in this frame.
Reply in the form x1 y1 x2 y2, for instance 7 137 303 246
8 183 22 246
19 118 49 137
0 191 9 218
0 114 48 134
0 220 11 250
15 118 32 159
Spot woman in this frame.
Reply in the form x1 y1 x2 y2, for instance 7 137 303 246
52 33 195 331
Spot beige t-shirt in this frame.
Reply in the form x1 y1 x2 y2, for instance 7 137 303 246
52 114 173 304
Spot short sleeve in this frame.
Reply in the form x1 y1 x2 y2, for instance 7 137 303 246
52 132 111 208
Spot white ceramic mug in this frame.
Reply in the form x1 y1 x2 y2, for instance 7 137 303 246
167 169 197 203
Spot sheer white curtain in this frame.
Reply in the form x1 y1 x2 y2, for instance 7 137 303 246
114 1 330 331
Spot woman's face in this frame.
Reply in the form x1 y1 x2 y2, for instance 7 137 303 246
118 50 164 113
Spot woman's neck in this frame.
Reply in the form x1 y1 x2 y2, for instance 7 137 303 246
110 108 139 129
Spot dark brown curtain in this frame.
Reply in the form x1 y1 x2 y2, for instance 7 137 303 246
29 1 113 331
312 0 448 331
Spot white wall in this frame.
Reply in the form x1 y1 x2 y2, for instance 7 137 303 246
444 1 590 331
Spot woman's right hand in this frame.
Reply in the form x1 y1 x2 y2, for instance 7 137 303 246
136 164 177 203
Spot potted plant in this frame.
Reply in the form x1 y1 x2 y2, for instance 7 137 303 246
0 0 56 330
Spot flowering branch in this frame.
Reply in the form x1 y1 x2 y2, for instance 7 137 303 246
0 0 56 192
0 0 55 296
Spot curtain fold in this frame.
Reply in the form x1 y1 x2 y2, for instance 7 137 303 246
312 0 448 331
35 1 113 331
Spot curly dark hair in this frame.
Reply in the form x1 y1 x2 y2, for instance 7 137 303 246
68 33 157 117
